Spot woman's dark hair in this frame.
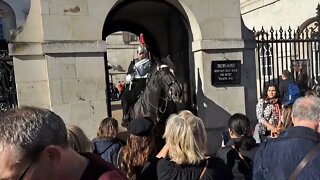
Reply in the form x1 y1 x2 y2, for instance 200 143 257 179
262 83 280 99
119 134 156 179
228 113 256 150
282 70 291 79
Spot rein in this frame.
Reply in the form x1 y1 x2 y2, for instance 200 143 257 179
143 69 178 119
145 93 169 113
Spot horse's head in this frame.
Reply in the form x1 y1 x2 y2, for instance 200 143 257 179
156 66 182 102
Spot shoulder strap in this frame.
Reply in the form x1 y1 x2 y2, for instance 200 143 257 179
232 145 250 168
199 159 208 180
289 143 320 180
98 142 117 156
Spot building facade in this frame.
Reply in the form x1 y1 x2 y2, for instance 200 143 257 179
241 0 320 95
5 0 256 154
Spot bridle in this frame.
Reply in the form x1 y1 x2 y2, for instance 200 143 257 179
143 68 180 119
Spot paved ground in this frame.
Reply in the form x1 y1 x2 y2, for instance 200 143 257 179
111 100 129 141
111 100 125 131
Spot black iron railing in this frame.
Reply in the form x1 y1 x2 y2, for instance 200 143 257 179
0 45 17 112
253 4 320 96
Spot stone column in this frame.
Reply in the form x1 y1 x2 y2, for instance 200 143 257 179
182 0 257 154
10 41 108 138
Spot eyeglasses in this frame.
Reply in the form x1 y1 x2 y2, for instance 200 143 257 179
16 159 34 180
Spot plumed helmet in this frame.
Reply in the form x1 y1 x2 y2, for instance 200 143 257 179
137 44 148 53
137 33 148 53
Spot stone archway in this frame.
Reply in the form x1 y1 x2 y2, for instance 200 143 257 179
9 0 255 154
102 0 197 111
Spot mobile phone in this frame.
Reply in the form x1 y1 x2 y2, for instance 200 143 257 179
221 130 230 145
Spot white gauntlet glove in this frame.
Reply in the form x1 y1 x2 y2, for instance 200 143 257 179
126 74 133 82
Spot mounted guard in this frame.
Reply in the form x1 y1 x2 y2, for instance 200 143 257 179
121 33 156 127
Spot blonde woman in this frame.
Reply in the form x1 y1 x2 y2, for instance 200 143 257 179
141 110 232 180
67 125 93 153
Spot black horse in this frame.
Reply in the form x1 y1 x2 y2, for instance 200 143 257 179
128 65 182 125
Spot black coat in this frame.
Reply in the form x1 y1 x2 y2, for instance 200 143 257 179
296 72 309 95
141 157 233 180
216 138 259 180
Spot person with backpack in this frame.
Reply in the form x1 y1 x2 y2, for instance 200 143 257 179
279 70 301 106
92 117 123 166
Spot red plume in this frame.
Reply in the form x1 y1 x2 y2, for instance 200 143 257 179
139 33 147 47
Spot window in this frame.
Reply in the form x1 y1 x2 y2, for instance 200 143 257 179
122 32 138 44
129 33 138 42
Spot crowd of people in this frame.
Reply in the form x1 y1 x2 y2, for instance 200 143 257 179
0 93 319 179
1 36 320 179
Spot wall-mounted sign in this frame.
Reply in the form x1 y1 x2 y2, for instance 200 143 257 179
211 60 241 86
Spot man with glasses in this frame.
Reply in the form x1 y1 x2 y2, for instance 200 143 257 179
0 106 127 180
253 96 320 179
121 33 155 127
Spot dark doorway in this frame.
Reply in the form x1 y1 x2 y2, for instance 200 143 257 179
102 0 195 116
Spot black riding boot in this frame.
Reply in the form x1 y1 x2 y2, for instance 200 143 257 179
121 87 133 127
121 102 130 127
120 79 146 127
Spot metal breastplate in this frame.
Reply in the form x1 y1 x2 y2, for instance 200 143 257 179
133 59 151 79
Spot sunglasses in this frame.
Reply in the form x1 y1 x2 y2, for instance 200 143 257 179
16 149 43 180
17 159 34 180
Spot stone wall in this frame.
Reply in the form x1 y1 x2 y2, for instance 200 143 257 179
10 0 256 153
48 54 107 137
10 40 108 139
3 0 30 27
106 32 138 84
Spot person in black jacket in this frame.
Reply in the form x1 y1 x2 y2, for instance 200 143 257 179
141 110 233 180
117 117 157 180
216 113 259 180
294 63 309 96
